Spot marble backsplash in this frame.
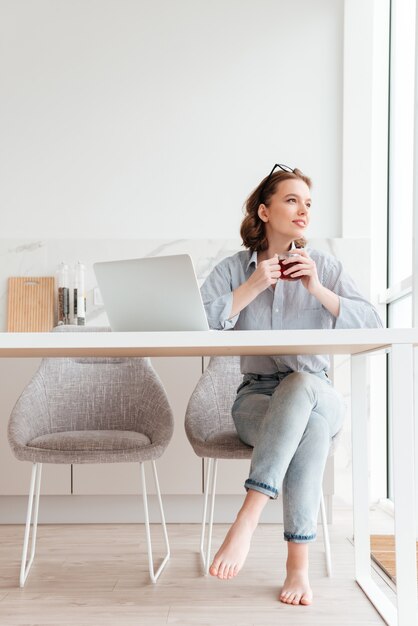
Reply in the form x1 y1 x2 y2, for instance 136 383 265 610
0 237 370 331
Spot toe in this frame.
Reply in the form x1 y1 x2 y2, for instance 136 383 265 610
209 561 219 576
300 594 312 605
292 594 301 605
217 562 226 579
287 593 296 604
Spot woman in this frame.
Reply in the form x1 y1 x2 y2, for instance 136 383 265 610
200 164 382 606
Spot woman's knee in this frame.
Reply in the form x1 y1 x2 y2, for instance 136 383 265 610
278 372 316 399
283 372 314 386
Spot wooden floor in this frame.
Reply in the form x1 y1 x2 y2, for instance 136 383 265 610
370 534 418 583
0 512 389 626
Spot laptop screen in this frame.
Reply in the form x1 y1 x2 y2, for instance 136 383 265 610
93 254 210 332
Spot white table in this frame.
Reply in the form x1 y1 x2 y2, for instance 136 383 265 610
1 328 417 626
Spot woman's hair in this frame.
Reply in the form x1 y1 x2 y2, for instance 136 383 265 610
240 168 312 252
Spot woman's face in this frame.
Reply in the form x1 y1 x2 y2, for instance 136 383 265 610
258 178 311 241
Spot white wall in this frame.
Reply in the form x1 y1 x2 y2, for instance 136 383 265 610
0 0 343 239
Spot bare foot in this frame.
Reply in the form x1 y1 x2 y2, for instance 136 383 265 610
279 569 313 605
209 515 255 580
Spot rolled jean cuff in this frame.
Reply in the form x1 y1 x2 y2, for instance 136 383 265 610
245 478 279 499
284 531 316 543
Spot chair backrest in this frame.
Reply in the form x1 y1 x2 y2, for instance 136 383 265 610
185 356 242 444
8 326 173 445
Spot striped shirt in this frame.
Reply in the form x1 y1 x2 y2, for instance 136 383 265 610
201 248 383 374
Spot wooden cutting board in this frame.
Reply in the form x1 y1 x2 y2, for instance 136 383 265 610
7 277 55 332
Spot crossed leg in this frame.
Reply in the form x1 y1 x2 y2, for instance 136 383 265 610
210 372 343 607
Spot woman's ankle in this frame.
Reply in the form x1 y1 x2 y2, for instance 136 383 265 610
235 508 260 532
286 542 310 571
235 490 269 531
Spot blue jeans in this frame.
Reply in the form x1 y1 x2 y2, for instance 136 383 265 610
231 371 346 543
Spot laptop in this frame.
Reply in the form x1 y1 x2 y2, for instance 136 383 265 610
93 254 210 331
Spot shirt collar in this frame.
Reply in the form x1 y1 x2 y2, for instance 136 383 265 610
246 250 258 271
246 242 298 271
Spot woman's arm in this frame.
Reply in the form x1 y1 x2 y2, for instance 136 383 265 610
230 256 281 318
280 249 382 327
201 254 281 328
306 284 340 317
280 249 340 317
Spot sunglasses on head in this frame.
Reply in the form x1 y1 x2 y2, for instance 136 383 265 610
258 163 295 201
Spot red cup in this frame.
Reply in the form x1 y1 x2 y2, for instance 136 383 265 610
278 253 301 281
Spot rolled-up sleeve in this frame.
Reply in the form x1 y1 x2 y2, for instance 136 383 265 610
324 258 383 329
200 260 239 330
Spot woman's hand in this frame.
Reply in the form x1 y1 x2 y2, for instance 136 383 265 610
246 255 281 295
281 249 321 295
282 249 341 316
228 255 281 319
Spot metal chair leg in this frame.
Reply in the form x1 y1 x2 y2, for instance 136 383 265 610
20 462 42 587
320 489 332 577
140 461 170 583
200 457 218 575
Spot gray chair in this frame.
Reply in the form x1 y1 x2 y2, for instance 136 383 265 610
8 326 174 586
185 356 335 576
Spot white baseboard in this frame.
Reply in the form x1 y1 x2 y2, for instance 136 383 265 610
0 494 333 524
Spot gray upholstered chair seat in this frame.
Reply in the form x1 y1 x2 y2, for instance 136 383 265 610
195 431 252 459
21 430 158 465
29 430 151 451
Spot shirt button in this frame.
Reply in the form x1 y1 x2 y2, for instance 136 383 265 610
275 308 279 313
